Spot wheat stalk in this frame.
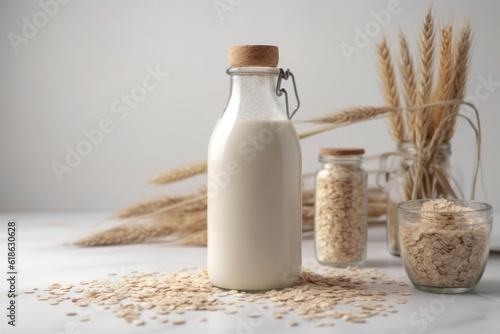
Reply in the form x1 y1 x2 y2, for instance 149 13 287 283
429 24 454 138
171 211 208 234
310 106 393 124
168 196 207 216
377 37 404 142
177 230 207 247
443 21 471 141
112 195 192 219
149 161 207 185
74 222 174 247
302 188 315 205
398 29 416 142
413 8 435 148
302 205 314 232
408 8 435 200
399 29 417 110
299 107 392 139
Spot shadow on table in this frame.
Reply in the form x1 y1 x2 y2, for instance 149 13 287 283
364 257 402 268
473 278 500 296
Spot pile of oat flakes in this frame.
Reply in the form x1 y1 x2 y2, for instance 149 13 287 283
315 161 367 265
28 266 410 328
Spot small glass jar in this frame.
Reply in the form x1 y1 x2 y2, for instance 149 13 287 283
384 142 455 256
314 148 368 267
398 199 492 294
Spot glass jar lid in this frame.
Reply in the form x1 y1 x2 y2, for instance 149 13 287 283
319 148 365 156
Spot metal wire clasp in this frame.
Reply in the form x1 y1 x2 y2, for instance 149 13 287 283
276 68 300 120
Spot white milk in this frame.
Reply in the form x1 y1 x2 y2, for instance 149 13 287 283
207 118 302 291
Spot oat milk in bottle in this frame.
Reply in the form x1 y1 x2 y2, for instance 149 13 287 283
207 45 302 290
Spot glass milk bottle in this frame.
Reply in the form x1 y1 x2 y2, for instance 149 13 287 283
207 45 302 291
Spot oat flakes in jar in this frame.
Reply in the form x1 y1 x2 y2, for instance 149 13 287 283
314 148 368 267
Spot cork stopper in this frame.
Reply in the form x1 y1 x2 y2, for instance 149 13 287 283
319 148 365 156
228 45 279 67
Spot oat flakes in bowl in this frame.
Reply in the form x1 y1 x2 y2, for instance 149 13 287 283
397 199 492 294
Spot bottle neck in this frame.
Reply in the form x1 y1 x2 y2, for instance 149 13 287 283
224 67 285 120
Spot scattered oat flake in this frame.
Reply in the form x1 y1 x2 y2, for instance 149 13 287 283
66 312 77 316
287 321 299 327
198 316 207 322
24 290 35 294
28 266 411 327
48 300 59 305
132 319 144 326
314 321 335 327
394 298 407 304
80 317 89 322
347 317 366 323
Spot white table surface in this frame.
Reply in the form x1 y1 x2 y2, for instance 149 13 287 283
1 212 499 334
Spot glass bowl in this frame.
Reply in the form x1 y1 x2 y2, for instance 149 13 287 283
397 199 493 294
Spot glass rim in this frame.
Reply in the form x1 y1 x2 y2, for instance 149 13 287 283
397 141 451 150
319 154 364 161
397 199 493 214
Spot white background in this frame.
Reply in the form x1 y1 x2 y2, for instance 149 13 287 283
0 0 499 212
